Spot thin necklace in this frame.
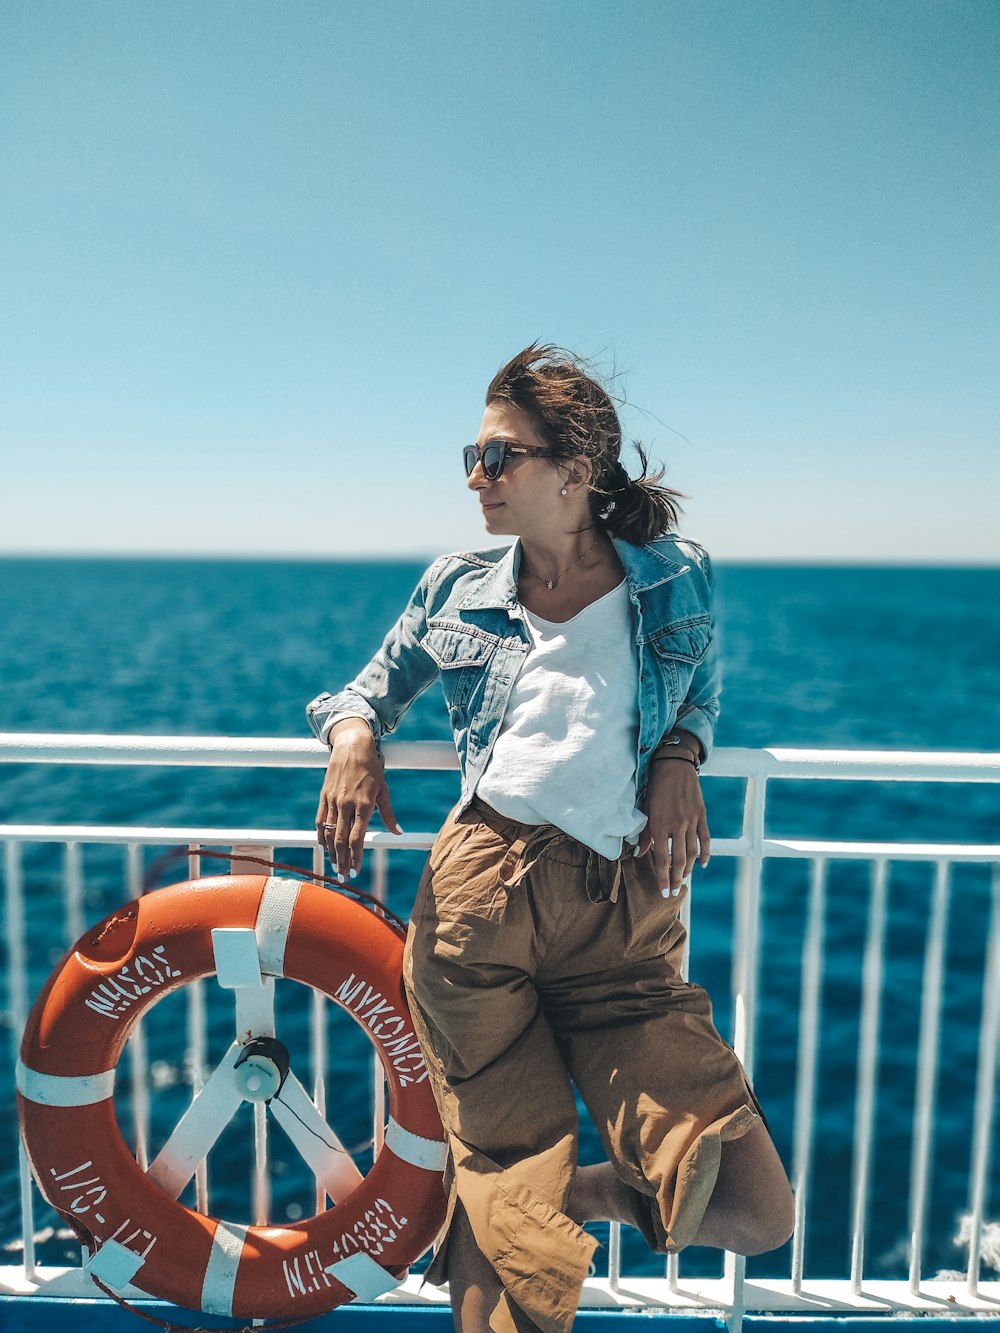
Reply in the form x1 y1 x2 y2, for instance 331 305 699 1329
521 537 601 590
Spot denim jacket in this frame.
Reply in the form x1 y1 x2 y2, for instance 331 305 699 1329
306 534 721 813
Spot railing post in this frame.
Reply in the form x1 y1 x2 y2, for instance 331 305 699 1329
64 840 84 947
728 771 767 1308
732 773 766 1081
6 841 35 1283
312 843 330 1213
372 845 389 1156
850 856 889 1292
186 846 209 1213
608 1220 622 1293
908 858 951 1294
666 886 694 1294
126 842 151 1171
965 860 1000 1296
791 856 827 1292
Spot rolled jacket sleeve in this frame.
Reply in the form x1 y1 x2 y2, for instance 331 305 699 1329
306 561 444 754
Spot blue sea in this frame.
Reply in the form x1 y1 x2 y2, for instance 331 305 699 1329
1 557 998 1285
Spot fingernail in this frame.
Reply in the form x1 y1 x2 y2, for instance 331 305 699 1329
672 887 681 897
396 826 405 835
348 868 358 880
661 887 671 898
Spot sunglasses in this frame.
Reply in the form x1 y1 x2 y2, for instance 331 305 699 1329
463 439 558 480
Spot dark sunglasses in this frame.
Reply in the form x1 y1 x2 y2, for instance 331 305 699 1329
463 439 558 480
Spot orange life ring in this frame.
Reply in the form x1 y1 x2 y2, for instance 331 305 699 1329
17 875 447 1320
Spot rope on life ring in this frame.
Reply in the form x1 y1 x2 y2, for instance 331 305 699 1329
17 875 447 1322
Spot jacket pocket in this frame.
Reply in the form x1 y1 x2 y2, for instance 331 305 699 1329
424 621 503 715
645 617 711 666
423 621 503 670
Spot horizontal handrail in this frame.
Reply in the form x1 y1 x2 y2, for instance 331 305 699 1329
0 732 456 770
2 733 1000 781
0 824 437 847
0 825 998 863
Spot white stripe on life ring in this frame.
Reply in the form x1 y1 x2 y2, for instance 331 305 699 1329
16 1059 115 1106
384 1118 448 1171
255 877 301 977
325 1252 401 1301
201 1219 247 1316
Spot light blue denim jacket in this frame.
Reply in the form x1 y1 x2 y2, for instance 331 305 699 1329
306 534 721 812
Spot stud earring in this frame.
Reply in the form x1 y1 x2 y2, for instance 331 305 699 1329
560 487 568 496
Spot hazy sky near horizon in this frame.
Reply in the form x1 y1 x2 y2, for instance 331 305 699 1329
3 0 997 563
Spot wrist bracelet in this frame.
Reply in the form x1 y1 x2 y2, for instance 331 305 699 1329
652 752 700 773
654 733 700 759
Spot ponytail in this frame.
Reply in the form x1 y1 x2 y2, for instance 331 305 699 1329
590 444 684 546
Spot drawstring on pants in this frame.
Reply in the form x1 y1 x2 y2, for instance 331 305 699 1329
497 827 553 892
495 819 626 905
583 849 624 904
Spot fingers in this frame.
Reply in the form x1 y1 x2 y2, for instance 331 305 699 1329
314 793 361 879
651 822 709 896
645 759 711 893
698 815 711 867
316 784 403 881
667 835 687 895
652 839 680 896
315 796 337 865
376 780 404 838
347 799 374 876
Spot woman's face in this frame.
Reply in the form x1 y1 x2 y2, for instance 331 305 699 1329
468 400 567 541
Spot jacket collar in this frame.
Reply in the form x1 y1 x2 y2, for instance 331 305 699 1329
457 536 690 610
457 543 521 610
611 537 691 592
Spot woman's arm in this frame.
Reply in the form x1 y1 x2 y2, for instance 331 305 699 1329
636 753 709 894
636 549 721 891
315 718 401 878
306 559 444 753
308 562 444 876
670 548 722 765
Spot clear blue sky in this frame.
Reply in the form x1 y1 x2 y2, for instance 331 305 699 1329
3 0 997 562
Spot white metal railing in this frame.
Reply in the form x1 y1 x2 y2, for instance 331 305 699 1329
1 734 999 1327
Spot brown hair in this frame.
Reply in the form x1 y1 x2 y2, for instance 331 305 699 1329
486 343 684 545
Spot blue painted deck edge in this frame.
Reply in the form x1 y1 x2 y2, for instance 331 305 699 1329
2 1300 1000 1333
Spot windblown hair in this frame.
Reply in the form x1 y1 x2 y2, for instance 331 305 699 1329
486 343 683 545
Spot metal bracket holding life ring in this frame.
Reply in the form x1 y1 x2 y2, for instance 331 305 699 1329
16 874 448 1321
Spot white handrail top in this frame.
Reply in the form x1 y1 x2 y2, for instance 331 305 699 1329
0 826 997 863
2 733 1000 781
0 733 457 769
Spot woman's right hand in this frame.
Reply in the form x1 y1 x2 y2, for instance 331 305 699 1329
315 719 402 878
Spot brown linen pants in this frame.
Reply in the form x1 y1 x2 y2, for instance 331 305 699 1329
402 796 761 1333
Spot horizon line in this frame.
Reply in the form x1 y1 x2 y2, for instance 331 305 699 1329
1 549 998 570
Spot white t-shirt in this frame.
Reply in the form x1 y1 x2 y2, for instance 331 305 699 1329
477 579 647 858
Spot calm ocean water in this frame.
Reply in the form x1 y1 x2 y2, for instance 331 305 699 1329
1 556 998 1282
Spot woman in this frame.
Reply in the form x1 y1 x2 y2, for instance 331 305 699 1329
308 345 793 1333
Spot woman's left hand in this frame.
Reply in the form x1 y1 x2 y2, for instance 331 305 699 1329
636 759 711 894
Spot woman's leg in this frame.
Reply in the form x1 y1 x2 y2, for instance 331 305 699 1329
688 1119 794 1254
446 1201 503 1333
550 847 793 1260
403 814 597 1333
566 1162 646 1228
447 1201 544 1333
568 1121 793 1255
